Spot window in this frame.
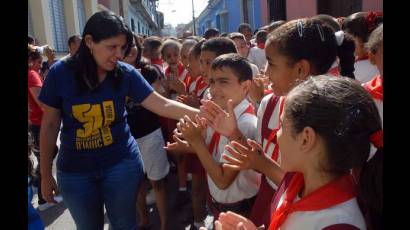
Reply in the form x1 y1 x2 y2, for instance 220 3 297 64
49 0 68 52
77 0 86 34
218 11 229 33
131 19 135 32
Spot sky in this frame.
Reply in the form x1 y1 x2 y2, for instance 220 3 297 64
157 0 209 27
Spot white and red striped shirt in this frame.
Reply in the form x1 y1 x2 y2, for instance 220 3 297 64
206 99 260 203
255 94 286 190
354 58 379 84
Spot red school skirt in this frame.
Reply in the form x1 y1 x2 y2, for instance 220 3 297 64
249 175 277 228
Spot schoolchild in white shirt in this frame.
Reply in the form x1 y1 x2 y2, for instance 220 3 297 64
175 53 261 219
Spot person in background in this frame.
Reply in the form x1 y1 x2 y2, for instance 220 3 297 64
204 28 220 40
41 46 58 80
68 35 82 57
238 23 254 47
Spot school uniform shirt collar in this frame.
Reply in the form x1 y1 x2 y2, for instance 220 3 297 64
233 99 252 118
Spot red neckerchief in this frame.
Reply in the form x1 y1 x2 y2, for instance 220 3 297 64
257 43 265 49
208 104 255 156
151 58 163 66
364 75 383 101
355 55 369 62
261 96 285 161
194 76 209 98
328 66 340 77
269 173 356 230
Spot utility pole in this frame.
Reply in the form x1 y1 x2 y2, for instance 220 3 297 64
192 0 196 35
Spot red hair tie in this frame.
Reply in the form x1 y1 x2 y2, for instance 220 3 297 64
369 130 383 148
366 11 383 32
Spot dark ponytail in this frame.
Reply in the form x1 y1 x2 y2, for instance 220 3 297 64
336 32 356 79
359 147 383 230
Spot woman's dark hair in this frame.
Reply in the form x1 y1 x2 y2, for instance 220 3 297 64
365 24 383 54
28 44 41 61
268 18 356 79
285 76 382 229
190 39 206 58
342 12 383 43
204 28 220 39
211 53 252 82
66 11 133 92
201 37 237 57
311 14 341 32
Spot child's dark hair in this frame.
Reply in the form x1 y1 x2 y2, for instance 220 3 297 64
238 23 252 33
211 53 252 82
201 37 237 57
204 28 220 39
342 12 383 43
140 64 162 84
268 20 286 33
228 32 246 41
220 32 228 37
268 18 356 79
285 76 382 229
256 30 268 44
311 14 341 32
66 11 133 92
143 36 163 53
190 39 206 58
161 39 182 58
365 24 383 54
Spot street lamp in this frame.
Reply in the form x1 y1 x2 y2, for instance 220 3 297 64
192 0 196 35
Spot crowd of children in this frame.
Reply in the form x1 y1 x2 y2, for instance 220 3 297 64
28 10 383 230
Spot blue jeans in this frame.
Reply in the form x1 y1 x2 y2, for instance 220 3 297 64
57 153 143 230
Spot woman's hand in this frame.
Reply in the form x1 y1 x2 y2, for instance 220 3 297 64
41 174 59 203
223 139 265 171
200 99 239 139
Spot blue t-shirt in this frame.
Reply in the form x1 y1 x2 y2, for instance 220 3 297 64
39 60 153 172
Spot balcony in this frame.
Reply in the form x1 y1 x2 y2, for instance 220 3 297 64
129 0 158 29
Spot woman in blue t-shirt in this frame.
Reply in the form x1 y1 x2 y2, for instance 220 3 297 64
38 11 199 229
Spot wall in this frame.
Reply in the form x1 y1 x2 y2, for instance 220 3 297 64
362 0 383 12
286 0 316 20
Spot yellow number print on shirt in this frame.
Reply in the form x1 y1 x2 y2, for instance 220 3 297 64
72 101 116 150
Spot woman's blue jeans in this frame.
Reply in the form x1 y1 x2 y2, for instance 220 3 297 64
57 153 144 230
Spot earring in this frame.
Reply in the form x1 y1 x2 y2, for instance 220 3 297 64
90 49 93 55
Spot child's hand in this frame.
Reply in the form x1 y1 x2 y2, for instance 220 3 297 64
169 77 187 95
200 99 239 139
249 77 265 104
177 93 201 108
177 115 206 146
164 134 194 154
223 139 265 171
214 211 258 230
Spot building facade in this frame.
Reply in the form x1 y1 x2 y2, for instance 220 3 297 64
28 0 163 54
196 0 382 36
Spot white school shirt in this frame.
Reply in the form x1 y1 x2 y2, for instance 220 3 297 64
255 94 285 190
248 47 267 71
279 198 366 229
354 59 379 83
206 99 261 203
250 62 260 77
